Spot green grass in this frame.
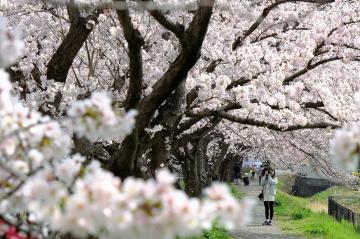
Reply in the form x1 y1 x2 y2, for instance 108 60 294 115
184 226 234 239
178 179 186 190
229 184 246 199
309 186 360 213
276 190 360 239
310 186 359 203
277 175 360 213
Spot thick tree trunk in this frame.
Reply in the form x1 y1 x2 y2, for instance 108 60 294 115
150 131 168 176
110 1 215 178
112 128 139 179
185 156 202 197
212 143 230 180
47 5 98 82
149 82 185 175
180 140 202 197
73 135 110 162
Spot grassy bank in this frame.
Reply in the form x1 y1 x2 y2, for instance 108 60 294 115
275 184 360 239
309 186 360 213
277 174 360 213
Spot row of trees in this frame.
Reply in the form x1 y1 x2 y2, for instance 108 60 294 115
4 0 360 190
1 0 360 237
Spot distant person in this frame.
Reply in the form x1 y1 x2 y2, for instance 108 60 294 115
251 170 255 180
233 162 241 185
261 168 278 226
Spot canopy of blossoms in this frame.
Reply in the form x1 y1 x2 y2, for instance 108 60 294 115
0 18 253 239
1 0 360 236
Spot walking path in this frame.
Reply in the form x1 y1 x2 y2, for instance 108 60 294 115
232 181 306 239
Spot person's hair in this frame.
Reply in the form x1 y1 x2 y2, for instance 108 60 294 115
261 168 267 176
269 169 276 178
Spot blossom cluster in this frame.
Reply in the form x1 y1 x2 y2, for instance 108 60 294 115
0 18 23 68
43 0 197 10
330 124 360 172
67 92 137 142
20 166 253 239
0 69 72 177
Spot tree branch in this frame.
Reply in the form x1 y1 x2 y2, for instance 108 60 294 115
143 0 184 38
116 0 144 110
232 0 335 50
283 57 342 84
110 1 216 178
225 77 252 90
187 109 340 131
47 4 98 82
136 0 215 131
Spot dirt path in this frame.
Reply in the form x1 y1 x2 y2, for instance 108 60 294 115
232 181 306 239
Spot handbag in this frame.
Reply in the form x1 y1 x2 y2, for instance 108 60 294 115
258 180 265 200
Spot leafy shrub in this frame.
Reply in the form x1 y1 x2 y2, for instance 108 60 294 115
290 208 311 220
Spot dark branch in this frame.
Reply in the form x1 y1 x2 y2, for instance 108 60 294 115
47 4 98 82
283 57 341 84
176 117 203 135
144 0 184 38
187 109 340 131
136 0 215 131
116 0 144 110
232 0 335 50
226 77 251 90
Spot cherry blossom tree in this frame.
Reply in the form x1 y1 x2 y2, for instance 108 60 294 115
0 9 254 239
2 0 360 237
2 0 359 183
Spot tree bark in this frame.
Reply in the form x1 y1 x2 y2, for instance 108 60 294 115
212 143 230 180
47 4 98 82
110 1 215 178
184 143 202 197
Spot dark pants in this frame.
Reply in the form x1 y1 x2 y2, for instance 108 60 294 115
264 201 274 220
259 176 262 185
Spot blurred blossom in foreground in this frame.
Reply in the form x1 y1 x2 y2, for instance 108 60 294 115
5 166 254 239
0 18 24 68
330 124 360 172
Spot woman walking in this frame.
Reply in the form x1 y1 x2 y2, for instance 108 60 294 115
261 168 278 226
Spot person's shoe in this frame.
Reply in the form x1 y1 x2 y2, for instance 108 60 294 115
262 221 269 225
267 221 272 226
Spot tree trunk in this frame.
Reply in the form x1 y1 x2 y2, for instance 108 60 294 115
212 143 230 181
110 2 215 178
185 156 201 197
47 5 98 82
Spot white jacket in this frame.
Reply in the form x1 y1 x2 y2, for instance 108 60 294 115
261 176 278 201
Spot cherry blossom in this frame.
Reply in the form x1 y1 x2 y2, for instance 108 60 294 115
67 91 138 141
2 0 360 237
0 14 254 239
330 124 360 172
